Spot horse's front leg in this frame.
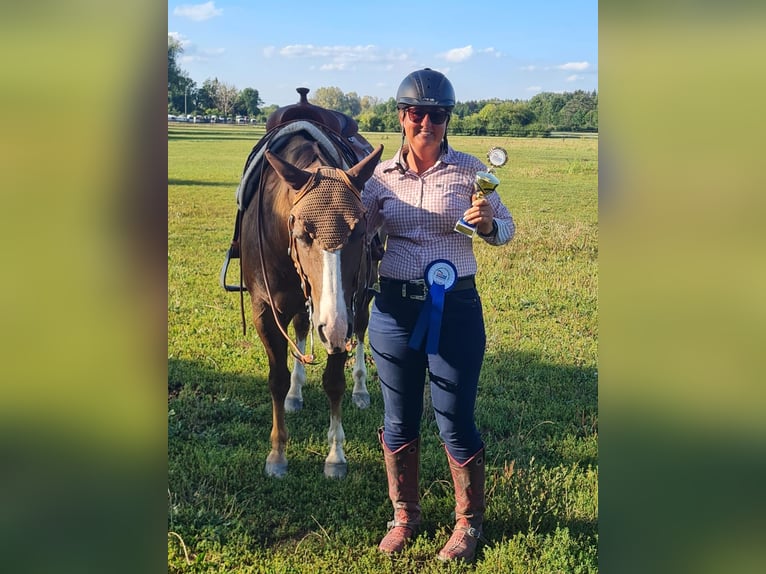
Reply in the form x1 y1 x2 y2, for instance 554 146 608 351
254 307 291 478
351 291 371 410
285 311 309 412
323 352 349 479
351 338 370 409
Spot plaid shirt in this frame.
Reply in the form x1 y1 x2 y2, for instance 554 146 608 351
362 146 515 280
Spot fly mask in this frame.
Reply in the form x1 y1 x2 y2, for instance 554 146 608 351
288 166 368 352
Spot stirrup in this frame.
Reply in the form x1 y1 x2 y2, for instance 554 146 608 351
219 245 245 292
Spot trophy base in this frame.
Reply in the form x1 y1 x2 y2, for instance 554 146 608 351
454 220 477 237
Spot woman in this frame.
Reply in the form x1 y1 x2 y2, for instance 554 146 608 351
362 68 515 562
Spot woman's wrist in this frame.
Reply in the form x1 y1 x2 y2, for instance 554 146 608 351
477 219 498 238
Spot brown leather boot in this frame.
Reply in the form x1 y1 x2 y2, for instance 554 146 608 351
378 428 421 554
437 447 485 562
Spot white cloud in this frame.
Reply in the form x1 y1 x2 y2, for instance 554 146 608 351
520 65 538 71
565 74 583 82
438 45 497 62
280 44 377 59
320 62 347 71
558 61 590 71
174 1 222 22
442 45 474 63
277 44 410 72
478 47 501 58
174 41 225 65
168 32 191 49
169 32 197 64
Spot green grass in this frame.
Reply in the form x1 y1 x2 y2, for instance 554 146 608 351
168 124 598 573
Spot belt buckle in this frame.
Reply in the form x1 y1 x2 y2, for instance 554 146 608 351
408 279 428 301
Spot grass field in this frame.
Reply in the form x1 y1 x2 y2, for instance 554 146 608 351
168 124 598 573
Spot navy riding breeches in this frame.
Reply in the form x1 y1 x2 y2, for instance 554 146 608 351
368 284 486 463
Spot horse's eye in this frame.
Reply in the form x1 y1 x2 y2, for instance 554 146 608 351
295 231 313 246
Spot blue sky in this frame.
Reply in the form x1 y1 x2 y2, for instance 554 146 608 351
168 0 597 107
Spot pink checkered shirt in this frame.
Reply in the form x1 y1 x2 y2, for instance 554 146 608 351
362 146 515 281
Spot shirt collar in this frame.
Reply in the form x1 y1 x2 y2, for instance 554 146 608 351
393 144 455 168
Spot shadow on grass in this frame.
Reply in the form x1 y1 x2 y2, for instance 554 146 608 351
167 178 237 188
167 132 262 143
168 348 597 550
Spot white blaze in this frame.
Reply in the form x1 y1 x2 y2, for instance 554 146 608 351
317 250 348 350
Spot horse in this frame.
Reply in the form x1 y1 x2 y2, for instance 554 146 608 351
224 93 383 478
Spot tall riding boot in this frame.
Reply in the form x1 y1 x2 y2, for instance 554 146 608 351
437 447 486 562
378 428 421 554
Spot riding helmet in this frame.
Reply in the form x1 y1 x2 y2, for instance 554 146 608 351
396 68 455 109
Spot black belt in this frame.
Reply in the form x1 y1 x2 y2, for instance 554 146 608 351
378 276 476 301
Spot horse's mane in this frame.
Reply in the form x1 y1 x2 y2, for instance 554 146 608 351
277 134 337 172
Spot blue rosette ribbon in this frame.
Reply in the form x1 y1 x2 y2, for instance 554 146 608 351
408 260 458 354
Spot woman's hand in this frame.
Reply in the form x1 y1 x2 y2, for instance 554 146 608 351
462 194 495 236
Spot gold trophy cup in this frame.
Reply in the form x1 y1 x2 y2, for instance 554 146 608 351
454 147 508 237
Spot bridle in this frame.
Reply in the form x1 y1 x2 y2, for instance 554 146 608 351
256 162 368 364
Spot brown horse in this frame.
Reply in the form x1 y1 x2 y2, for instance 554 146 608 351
239 128 383 479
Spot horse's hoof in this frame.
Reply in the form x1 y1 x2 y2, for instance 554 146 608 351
284 397 303 412
352 391 370 409
265 461 288 478
324 461 347 479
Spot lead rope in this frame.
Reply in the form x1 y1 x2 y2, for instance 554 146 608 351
255 158 316 364
287 215 317 363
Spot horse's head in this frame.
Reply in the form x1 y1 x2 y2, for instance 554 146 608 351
265 144 384 354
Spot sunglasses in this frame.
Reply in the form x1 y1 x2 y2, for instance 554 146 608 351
404 107 450 125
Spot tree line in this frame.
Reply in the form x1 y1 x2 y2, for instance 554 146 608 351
347 89 598 135
169 37 597 134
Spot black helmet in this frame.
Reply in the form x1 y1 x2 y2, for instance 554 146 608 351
396 68 455 109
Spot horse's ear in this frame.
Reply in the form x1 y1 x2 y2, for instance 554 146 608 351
265 150 313 190
346 145 384 189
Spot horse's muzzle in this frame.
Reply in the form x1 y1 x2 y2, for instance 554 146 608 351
316 323 351 354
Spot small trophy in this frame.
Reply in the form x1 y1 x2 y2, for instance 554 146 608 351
454 147 508 237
